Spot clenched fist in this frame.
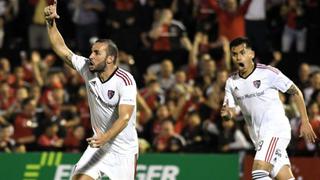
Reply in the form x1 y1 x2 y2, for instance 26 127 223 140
44 0 60 21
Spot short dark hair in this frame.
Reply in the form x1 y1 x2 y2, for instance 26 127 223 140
95 39 118 64
230 37 253 50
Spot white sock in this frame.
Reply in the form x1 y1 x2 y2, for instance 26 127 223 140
252 170 272 180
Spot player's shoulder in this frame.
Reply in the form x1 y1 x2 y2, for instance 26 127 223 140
73 53 89 61
228 71 239 81
255 63 280 75
114 68 135 86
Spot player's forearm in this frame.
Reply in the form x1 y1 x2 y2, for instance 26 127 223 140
102 118 129 142
292 92 309 123
288 85 309 123
46 20 65 53
46 20 73 67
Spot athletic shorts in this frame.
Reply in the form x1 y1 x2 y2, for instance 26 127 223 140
71 146 138 180
254 136 291 178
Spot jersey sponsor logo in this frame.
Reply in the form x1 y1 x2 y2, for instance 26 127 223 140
236 91 265 101
54 164 180 180
136 165 179 180
108 90 115 99
253 80 261 88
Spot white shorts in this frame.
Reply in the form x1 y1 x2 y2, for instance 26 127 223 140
71 146 138 180
254 136 291 178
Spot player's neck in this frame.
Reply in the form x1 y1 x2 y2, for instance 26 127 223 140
239 62 255 78
98 65 117 81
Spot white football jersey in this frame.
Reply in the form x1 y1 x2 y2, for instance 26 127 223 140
71 54 138 155
224 63 293 147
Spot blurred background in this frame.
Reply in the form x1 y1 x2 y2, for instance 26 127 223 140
0 0 319 179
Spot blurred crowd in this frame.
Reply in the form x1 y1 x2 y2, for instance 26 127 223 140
0 0 320 158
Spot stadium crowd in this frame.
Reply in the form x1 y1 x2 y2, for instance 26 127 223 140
0 0 319 159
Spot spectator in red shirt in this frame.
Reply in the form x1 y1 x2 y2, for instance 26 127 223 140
139 79 164 112
153 120 186 152
0 82 15 113
75 86 91 136
209 0 252 41
37 122 63 151
63 125 86 152
0 57 14 83
143 104 173 143
13 97 38 150
280 0 307 53
0 123 26 152
5 87 29 118
106 0 139 54
10 66 30 88
148 9 190 51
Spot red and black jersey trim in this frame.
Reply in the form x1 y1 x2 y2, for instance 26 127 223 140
98 67 118 83
115 69 133 86
256 63 279 74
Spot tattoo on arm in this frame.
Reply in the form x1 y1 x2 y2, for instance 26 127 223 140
286 84 299 95
65 53 72 61
46 20 53 27
64 52 75 69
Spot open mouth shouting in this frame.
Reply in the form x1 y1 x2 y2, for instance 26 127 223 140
238 62 245 68
89 60 95 70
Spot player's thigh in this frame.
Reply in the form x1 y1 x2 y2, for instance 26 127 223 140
71 146 105 179
255 137 291 177
100 152 137 180
274 165 294 180
252 160 273 172
72 174 94 180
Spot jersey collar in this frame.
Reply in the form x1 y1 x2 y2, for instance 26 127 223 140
239 63 257 79
98 67 118 83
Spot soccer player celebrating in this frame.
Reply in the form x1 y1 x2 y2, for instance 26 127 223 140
44 1 138 179
221 37 317 180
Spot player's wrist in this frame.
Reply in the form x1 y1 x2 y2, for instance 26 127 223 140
45 19 54 27
300 116 310 124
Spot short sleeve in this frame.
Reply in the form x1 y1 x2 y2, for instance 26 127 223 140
272 70 293 93
119 80 137 106
71 54 89 77
224 78 237 108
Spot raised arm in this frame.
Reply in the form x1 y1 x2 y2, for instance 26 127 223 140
44 0 74 69
286 84 317 142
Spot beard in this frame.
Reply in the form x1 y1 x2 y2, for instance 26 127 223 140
89 61 106 73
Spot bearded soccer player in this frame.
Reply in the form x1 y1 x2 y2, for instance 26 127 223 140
44 1 138 179
221 37 317 180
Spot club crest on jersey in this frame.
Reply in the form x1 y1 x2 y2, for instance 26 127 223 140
253 80 261 88
108 90 115 99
